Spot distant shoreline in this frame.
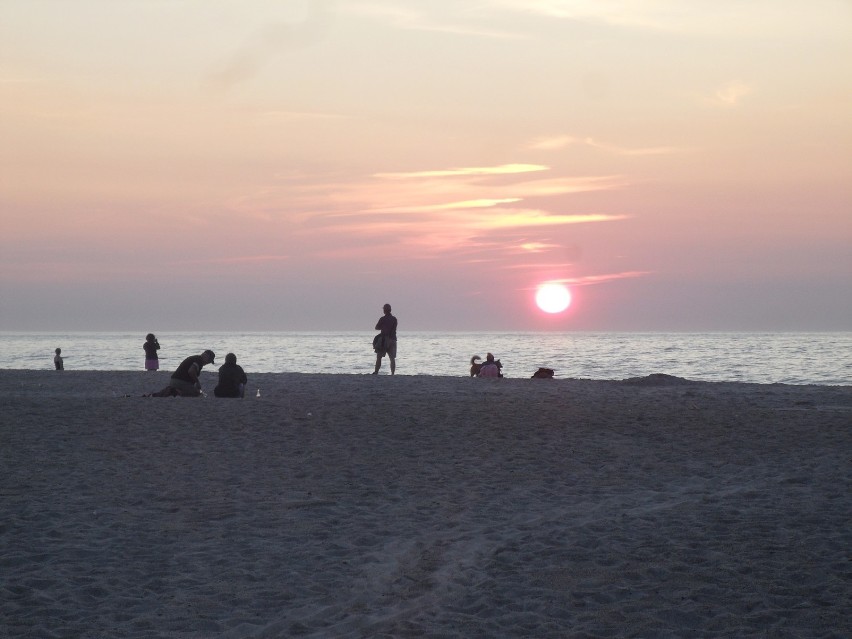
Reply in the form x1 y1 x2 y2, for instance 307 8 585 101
3 332 849 385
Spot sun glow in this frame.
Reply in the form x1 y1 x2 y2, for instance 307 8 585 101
535 283 572 313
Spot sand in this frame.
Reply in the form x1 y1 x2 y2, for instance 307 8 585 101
1 369 850 638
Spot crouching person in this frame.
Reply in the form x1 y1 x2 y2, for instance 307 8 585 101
150 349 215 397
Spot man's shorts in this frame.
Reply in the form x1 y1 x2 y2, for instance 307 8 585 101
381 338 397 359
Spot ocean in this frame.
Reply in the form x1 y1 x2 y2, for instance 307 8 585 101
1 331 850 385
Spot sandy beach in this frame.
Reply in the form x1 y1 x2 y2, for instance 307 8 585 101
1 369 850 638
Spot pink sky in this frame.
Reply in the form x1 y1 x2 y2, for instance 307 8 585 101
1 1 850 331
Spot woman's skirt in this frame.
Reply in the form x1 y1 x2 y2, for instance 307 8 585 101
145 358 159 371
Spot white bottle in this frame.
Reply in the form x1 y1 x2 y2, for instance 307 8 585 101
256 388 261 398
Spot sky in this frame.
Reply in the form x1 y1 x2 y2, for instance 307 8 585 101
1 0 851 332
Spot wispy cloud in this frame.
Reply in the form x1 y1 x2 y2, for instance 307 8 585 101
518 176 628 195
374 164 548 179
584 138 683 156
527 135 685 156
203 0 337 92
519 242 560 253
0 75 44 84
180 254 291 266
526 135 578 150
254 110 349 123
489 0 678 31
365 198 522 214
707 82 752 107
223 163 632 267
349 0 850 41
345 3 524 39
488 0 842 37
506 267 652 285
466 209 627 230
315 208 624 238
562 271 652 285
328 174 626 220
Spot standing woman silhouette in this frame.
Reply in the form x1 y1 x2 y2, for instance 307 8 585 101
144 333 160 371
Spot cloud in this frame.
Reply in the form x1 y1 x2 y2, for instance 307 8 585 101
365 198 522 214
583 138 684 156
374 164 548 179
295 173 625 226
527 135 685 156
222 162 632 267
488 0 851 37
708 82 752 107
501 269 652 286
466 209 627 230
345 2 524 39
254 110 349 123
306 203 628 262
0 76 43 85
181 255 291 266
526 135 578 150
204 0 337 92
504 267 651 286
518 176 628 196
314 208 624 238
519 242 560 253
330 173 626 219
561 271 652 286
489 0 678 31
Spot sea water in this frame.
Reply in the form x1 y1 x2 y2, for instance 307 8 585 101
1 332 850 385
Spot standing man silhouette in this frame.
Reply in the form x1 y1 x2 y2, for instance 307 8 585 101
372 303 397 375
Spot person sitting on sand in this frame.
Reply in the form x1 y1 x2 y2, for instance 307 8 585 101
478 353 502 378
150 349 215 397
214 353 248 398
53 348 64 370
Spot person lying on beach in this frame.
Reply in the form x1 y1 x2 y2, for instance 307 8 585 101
148 349 215 397
213 353 247 398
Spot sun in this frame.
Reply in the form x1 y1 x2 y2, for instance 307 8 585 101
535 282 572 313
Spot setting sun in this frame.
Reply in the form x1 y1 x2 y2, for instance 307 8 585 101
535 283 572 314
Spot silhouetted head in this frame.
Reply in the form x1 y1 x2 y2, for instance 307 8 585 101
225 353 237 365
202 349 216 364
486 352 495 362
55 348 61 355
146 333 156 342
383 303 392 314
